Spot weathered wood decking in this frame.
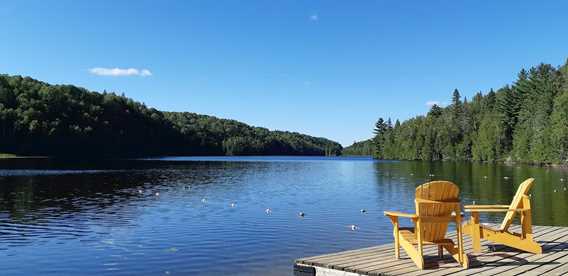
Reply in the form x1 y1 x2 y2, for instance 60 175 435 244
294 225 568 276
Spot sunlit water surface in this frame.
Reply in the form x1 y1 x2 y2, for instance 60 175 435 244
0 156 567 275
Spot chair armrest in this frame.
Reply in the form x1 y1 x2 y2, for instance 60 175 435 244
464 208 529 213
384 211 418 219
416 198 461 204
464 204 510 209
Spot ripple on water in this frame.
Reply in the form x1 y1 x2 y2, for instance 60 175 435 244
0 158 566 275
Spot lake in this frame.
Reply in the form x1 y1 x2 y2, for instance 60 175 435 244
0 156 567 275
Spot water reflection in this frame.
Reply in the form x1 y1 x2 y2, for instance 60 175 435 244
373 161 568 226
0 158 566 275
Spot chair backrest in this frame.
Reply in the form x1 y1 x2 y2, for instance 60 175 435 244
499 178 535 231
414 181 460 242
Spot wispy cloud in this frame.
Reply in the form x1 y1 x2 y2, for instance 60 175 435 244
89 67 152 77
426 100 440 107
309 14 319 21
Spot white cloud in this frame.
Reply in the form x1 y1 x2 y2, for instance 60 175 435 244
309 14 319 21
89 67 152 77
426 100 440 107
140 69 152 77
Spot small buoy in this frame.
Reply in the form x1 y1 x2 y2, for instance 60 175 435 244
138 190 143 194
504 176 510 180
350 225 359 231
230 202 236 208
561 178 565 182
410 173 414 176
483 176 488 179
265 208 272 214
298 212 305 217
155 192 160 196
360 209 367 214
554 189 557 193
201 198 207 203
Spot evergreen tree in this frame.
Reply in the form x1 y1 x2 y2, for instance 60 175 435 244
364 59 568 164
372 118 388 158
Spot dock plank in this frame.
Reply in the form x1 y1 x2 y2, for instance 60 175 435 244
294 225 568 276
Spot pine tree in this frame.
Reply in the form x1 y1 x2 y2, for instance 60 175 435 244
367 60 568 164
373 118 388 158
428 104 443 117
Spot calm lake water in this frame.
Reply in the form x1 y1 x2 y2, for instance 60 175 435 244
0 156 567 275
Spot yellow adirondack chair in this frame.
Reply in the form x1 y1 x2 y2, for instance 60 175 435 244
462 178 542 254
384 181 469 269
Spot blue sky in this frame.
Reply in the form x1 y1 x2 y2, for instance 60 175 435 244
1 1 568 146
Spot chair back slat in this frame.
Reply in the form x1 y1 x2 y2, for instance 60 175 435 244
499 178 535 231
415 181 460 242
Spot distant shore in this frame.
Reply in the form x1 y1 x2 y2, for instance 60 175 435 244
0 153 48 159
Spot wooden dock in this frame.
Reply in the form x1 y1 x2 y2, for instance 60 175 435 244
294 225 568 276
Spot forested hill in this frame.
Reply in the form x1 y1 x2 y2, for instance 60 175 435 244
0 74 342 157
342 139 374 156
370 59 568 164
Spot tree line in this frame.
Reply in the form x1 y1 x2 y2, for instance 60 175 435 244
348 59 568 164
342 139 374 156
0 74 342 157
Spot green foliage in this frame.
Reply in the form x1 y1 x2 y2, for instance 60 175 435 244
342 139 374 156
0 74 342 157
549 91 568 163
370 60 568 164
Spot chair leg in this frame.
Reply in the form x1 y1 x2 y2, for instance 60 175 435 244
442 243 468 268
471 212 481 253
394 233 400 259
400 238 424 269
393 220 400 259
457 223 469 268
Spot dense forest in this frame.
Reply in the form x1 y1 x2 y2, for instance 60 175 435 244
0 75 342 157
365 59 568 164
342 139 374 156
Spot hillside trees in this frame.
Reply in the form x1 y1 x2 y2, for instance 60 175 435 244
362 60 568 164
0 75 342 157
